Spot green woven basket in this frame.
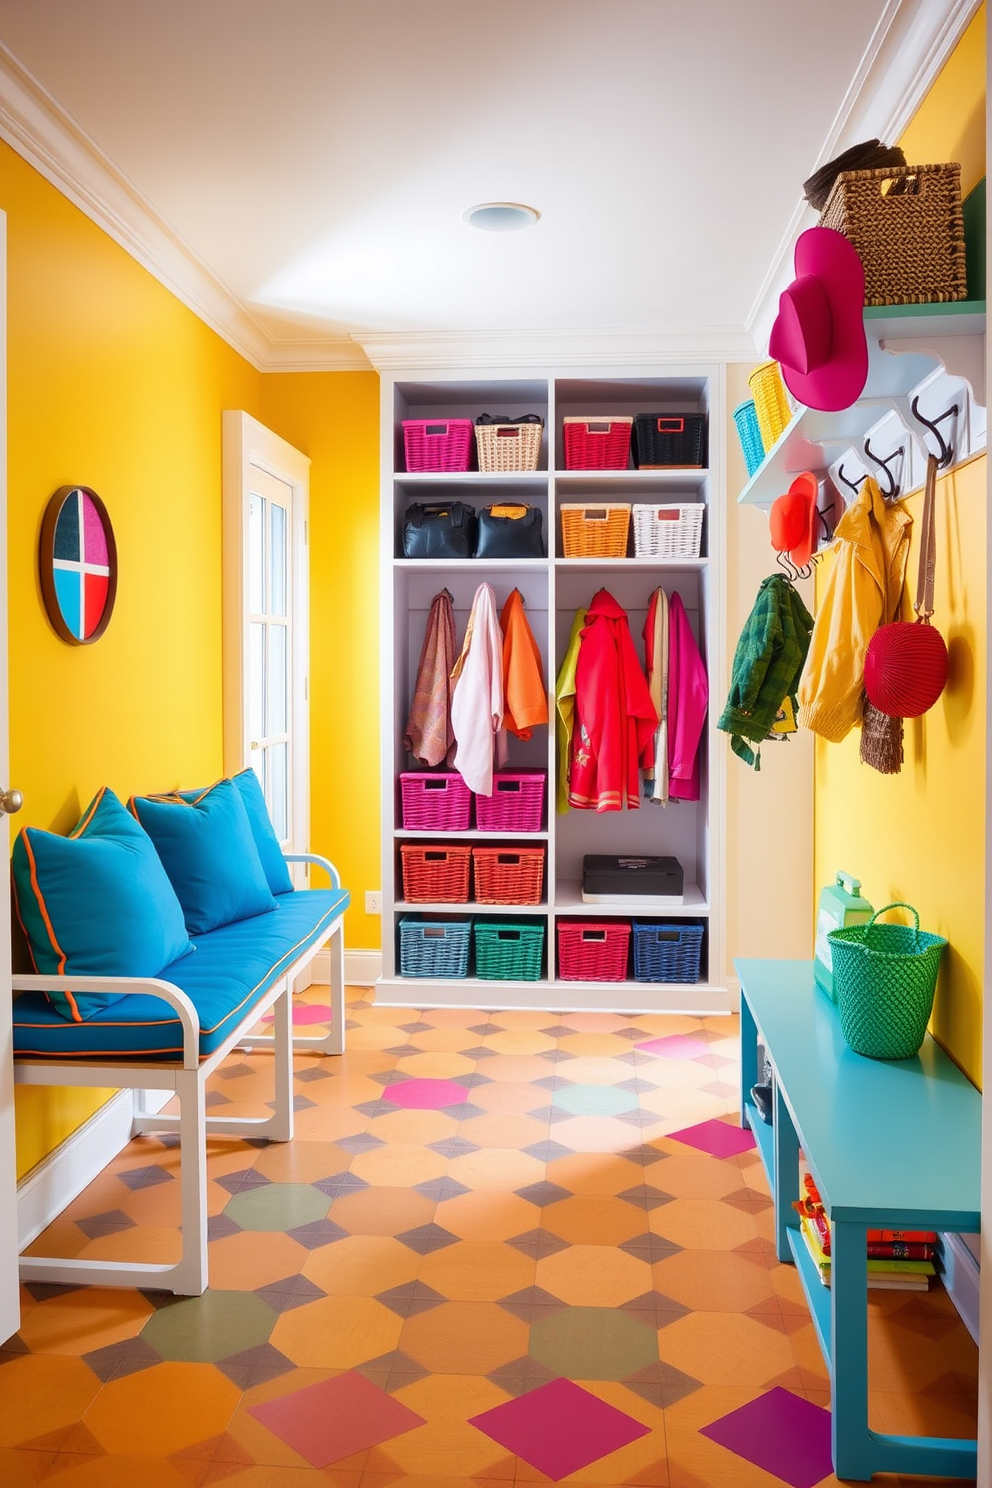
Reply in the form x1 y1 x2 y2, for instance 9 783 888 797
828 903 946 1060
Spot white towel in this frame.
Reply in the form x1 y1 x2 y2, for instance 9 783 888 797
450 582 506 795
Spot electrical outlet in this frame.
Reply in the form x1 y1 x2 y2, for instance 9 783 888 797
365 891 382 915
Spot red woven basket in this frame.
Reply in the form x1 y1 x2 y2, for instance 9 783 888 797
473 772 546 832
563 416 633 470
400 843 472 903
400 772 472 831
402 419 474 472
557 920 631 981
472 847 545 905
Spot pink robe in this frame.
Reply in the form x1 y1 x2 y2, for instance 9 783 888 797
666 591 708 801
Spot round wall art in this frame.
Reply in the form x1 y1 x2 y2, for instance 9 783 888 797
39 485 118 645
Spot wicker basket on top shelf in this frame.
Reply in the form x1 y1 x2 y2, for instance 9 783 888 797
819 162 967 305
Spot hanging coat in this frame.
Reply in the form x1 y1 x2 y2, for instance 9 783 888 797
499 588 548 744
642 588 670 803
569 588 658 812
797 476 911 741
554 607 587 814
450 581 506 795
666 591 709 801
718 574 814 769
403 588 456 767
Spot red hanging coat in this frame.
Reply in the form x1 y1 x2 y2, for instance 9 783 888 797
569 588 658 811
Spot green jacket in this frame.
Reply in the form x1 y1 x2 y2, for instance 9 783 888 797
718 575 814 769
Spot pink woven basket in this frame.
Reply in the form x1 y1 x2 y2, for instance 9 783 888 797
399 772 472 831
473 771 546 832
402 419 474 472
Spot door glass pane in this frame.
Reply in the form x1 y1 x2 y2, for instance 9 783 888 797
249 493 265 614
250 623 265 742
268 624 287 736
268 742 288 841
270 502 288 618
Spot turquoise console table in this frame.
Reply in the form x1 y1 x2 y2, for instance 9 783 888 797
736 958 980 1482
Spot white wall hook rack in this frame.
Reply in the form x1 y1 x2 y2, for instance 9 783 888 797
739 302 986 509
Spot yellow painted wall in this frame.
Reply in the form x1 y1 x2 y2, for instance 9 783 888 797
2 142 380 1176
813 459 986 1084
2 138 267 1175
813 8 986 1085
259 374 381 952
898 3 985 197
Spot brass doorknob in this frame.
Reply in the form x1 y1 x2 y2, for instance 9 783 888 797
0 788 23 815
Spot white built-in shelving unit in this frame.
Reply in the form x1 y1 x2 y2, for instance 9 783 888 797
377 368 728 1013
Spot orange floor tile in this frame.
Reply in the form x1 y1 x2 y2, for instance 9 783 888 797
1 986 978 1487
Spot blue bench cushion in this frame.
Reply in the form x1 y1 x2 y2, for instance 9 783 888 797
130 779 277 935
12 887 349 1062
11 788 193 1023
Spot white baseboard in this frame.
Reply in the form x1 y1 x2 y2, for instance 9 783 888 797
312 947 381 988
374 977 732 1015
17 1088 170 1250
938 1232 980 1346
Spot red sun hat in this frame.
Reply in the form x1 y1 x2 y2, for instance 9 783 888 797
768 227 868 413
768 472 819 568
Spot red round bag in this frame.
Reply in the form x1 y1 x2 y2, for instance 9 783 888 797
863 454 947 719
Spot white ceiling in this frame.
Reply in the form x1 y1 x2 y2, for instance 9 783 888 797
0 0 977 369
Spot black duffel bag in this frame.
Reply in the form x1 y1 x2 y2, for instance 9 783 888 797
475 503 545 559
402 502 477 559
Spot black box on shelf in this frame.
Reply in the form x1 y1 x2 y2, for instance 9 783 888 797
581 854 684 905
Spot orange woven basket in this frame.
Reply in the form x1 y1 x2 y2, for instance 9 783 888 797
472 846 545 905
560 503 631 558
400 843 472 903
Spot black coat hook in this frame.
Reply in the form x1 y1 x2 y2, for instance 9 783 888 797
862 435 903 499
910 395 958 469
837 463 868 499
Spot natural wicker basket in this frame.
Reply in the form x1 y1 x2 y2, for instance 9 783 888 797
819 162 967 305
747 362 793 450
560 503 631 558
476 422 543 473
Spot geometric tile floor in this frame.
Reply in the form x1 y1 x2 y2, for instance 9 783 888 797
0 985 978 1486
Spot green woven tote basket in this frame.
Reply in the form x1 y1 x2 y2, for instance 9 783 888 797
828 902 946 1060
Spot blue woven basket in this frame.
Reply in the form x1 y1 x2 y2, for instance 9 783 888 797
399 917 471 978
632 920 705 983
732 399 765 478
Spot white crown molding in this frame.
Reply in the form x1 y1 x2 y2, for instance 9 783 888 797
0 44 369 373
747 0 983 353
356 326 760 373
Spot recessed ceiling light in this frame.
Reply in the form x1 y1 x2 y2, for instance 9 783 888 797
463 202 540 232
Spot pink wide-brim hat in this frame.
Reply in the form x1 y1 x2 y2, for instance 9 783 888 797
769 471 819 568
769 227 868 413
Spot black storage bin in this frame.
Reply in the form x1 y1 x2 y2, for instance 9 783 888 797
582 855 684 902
632 414 707 469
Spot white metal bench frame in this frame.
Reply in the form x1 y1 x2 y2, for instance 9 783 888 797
12 853 346 1296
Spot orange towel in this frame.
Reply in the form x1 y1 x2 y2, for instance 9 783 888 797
500 589 548 739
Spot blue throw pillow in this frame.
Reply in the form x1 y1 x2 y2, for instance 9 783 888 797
171 769 293 896
130 777 277 935
11 787 193 1023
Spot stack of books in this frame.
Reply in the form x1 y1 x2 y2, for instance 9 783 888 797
795 1158 936 1291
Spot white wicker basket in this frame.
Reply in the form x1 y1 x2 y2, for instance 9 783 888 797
632 503 704 558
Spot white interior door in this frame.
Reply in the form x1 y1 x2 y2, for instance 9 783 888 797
222 411 310 871
0 211 20 1344
248 467 294 843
